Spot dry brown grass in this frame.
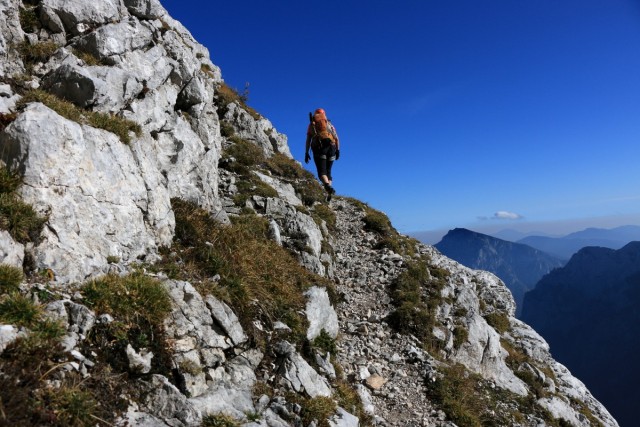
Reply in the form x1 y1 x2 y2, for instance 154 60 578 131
170 199 332 343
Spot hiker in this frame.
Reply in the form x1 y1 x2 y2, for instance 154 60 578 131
305 108 340 201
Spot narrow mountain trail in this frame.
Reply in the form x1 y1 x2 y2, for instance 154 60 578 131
330 198 447 427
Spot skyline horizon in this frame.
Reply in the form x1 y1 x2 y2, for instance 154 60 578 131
409 213 640 244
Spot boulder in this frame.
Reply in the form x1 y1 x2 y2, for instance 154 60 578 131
275 341 332 398
329 408 360 427
43 63 142 112
223 102 291 158
305 286 339 340
126 344 153 374
189 349 263 419
123 0 165 20
138 374 200 426
40 0 123 35
0 230 24 267
205 295 247 346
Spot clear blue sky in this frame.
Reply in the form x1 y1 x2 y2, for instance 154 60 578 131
161 0 640 239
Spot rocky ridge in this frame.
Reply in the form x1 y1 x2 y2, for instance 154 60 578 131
0 0 619 426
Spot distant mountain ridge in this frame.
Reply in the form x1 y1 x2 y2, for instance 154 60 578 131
516 225 640 260
521 242 640 427
435 228 564 315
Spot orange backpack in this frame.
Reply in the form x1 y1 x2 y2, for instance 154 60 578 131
310 111 335 145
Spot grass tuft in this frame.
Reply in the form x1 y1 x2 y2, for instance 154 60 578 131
483 311 511 334
18 40 58 65
0 169 47 244
168 199 333 346
387 258 447 349
0 264 24 294
202 413 240 427
19 7 39 33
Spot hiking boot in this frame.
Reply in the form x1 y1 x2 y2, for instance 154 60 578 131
324 184 335 201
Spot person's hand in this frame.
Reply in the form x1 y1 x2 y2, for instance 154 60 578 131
335 149 340 160
304 152 311 164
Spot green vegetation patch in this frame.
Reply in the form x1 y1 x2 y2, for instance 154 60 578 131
360 205 417 255
169 199 331 344
17 89 142 144
387 257 448 349
483 311 511 334
0 166 47 244
0 264 24 293
82 272 173 374
427 362 566 427
19 7 39 33
18 40 58 65
201 413 241 427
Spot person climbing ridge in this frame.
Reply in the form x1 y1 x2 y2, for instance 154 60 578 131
305 108 340 201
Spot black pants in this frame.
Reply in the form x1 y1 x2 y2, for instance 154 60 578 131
312 139 336 181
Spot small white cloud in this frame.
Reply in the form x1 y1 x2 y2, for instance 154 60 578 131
493 211 523 220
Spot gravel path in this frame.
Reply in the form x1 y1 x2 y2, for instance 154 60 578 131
329 198 449 427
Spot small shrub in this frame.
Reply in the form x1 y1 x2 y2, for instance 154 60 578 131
452 325 468 349
266 153 305 179
426 364 484 427
0 192 47 243
18 89 82 122
0 111 18 132
387 259 435 343
170 199 330 345
19 7 39 33
0 291 40 327
106 255 120 264
215 82 260 120
201 413 240 427
293 175 327 206
82 272 171 328
311 203 337 233
233 175 278 207
301 396 337 427
0 264 24 294
362 207 393 235
484 311 511 334
333 380 374 425
37 386 98 427
311 329 337 355
222 136 265 170
71 48 103 66
18 40 58 64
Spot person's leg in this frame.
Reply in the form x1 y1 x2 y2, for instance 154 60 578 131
313 153 331 185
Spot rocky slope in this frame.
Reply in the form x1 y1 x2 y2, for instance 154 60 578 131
0 0 618 426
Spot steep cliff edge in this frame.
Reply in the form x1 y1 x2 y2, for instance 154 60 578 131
0 1 617 426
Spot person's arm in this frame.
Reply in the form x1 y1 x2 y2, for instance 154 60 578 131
305 125 312 163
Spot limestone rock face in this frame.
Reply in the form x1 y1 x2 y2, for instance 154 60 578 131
0 2 223 283
1 103 172 283
0 0 24 78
